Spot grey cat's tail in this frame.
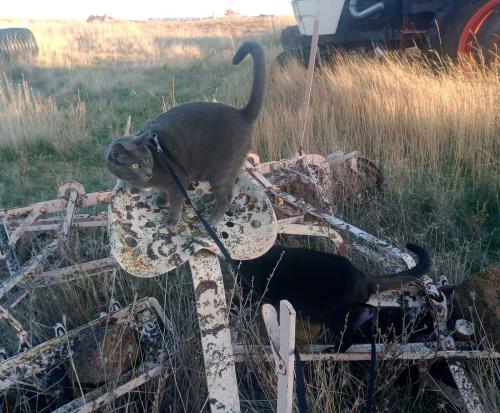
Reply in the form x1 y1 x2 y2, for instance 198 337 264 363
232 41 266 122
373 244 431 291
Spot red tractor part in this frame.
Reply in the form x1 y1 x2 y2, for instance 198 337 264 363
458 0 500 56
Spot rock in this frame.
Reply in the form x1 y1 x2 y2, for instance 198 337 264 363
452 266 499 348
68 324 139 386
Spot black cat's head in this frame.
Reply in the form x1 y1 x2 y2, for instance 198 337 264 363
105 131 154 187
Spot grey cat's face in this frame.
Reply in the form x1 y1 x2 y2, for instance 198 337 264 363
105 132 154 187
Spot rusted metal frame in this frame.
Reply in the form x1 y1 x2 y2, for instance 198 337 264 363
28 257 117 288
232 343 500 363
250 162 489 410
59 189 79 242
0 190 111 220
297 156 331 205
0 239 59 301
7 207 43 246
0 305 28 344
0 188 93 316
279 165 331 208
0 258 116 312
246 164 416 271
255 154 331 176
0 297 166 392
0 218 20 274
189 250 241 413
430 290 486 413
15 214 108 232
53 363 165 413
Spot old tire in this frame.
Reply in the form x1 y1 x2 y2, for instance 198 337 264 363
0 28 39 62
435 0 499 59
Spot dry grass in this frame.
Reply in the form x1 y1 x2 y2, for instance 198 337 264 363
0 16 498 412
0 76 87 154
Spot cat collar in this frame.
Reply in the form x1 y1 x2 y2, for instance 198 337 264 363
151 132 163 153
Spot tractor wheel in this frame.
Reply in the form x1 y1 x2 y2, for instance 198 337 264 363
437 0 499 60
0 28 39 62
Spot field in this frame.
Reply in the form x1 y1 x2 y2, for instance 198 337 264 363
0 16 499 412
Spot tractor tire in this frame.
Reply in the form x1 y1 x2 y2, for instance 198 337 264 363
0 28 39 62
435 0 499 58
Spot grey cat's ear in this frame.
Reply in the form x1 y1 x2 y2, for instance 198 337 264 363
110 142 127 158
132 131 151 147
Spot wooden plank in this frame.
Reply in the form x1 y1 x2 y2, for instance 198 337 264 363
189 250 240 413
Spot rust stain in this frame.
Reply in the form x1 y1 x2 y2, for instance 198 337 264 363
195 280 218 300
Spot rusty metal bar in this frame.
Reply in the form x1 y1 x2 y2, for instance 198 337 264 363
232 344 500 362
6 214 108 232
277 222 346 254
29 257 116 288
0 239 59 301
246 163 416 271
0 190 111 220
59 189 79 241
0 297 166 392
0 304 28 342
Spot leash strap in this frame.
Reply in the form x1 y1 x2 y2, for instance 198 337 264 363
294 347 309 413
150 132 309 412
150 133 241 277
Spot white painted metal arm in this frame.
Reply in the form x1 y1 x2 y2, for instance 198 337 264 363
189 250 241 413
262 300 296 413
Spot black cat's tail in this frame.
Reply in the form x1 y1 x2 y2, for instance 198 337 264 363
373 244 431 291
232 41 266 122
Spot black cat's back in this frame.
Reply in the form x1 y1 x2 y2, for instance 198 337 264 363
239 246 371 318
239 244 430 335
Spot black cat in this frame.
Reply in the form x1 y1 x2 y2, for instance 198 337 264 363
238 243 431 346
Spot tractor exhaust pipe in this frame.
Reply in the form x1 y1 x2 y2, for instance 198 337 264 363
349 0 384 19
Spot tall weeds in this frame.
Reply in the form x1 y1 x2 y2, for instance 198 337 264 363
0 75 87 157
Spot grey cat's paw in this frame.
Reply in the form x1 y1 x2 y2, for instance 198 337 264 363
165 216 180 230
206 212 224 227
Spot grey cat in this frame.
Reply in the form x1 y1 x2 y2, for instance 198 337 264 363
105 41 265 228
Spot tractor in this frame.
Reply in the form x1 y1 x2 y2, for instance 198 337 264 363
280 0 499 62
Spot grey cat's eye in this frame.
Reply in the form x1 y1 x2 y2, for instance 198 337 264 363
132 163 140 169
